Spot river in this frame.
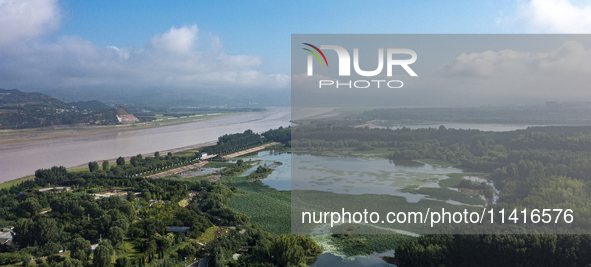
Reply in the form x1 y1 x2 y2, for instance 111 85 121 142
0 108 290 183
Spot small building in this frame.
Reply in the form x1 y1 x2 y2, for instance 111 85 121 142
38 187 71 193
0 230 13 246
198 152 208 159
166 226 190 237
237 246 251 254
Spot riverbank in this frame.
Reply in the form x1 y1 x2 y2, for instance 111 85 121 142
0 112 234 147
221 142 279 159
0 175 34 190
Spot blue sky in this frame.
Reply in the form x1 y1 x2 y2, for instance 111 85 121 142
1 0 591 92
57 0 512 74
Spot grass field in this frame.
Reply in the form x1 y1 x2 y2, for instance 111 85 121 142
438 172 489 188
147 112 233 125
229 182 290 235
166 173 218 182
406 187 486 206
0 175 34 190
312 233 415 257
196 226 219 244
203 162 236 168
171 152 196 158
178 199 189 207
115 240 142 261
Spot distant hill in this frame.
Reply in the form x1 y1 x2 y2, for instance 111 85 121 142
46 87 291 108
0 89 133 129
0 89 72 110
68 100 111 110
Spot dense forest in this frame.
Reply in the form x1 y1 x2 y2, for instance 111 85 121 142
394 234 591 267
353 104 591 125
261 126 291 145
0 165 320 267
200 130 265 155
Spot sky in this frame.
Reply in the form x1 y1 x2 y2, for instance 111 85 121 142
1 0 591 97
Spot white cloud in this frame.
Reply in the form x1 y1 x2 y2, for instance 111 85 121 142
0 30 290 90
442 40 591 99
445 41 591 76
0 2 288 90
0 0 60 45
150 25 198 53
509 0 591 32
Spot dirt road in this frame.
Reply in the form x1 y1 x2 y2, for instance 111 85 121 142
221 142 279 159
146 160 210 179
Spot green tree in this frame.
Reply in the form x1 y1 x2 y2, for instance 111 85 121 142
115 257 130 267
154 151 160 159
102 160 110 171
107 226 125 249
271 235 306 267
127 191 135 202
46 255 64 266
13 218 34 247
177 243 197 259
69 237 91 262
42 242 62 255
130 156 139 167
153 233 174 251
88 161 99 172
108 209 130 233
236 159 244 166
295 235 323 256
34 217 61 246
93 240 113 267
56 258 83 267
212 245 225 267
116 157 125 166
21 198 41 216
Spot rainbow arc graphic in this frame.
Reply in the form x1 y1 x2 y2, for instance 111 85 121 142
302 43 328 67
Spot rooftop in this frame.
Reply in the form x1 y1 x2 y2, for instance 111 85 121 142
0 231 12 239
38 187 71 192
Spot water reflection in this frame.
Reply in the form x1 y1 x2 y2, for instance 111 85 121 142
292 154 461 202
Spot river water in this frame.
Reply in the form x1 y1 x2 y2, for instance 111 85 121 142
0 108 290 183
